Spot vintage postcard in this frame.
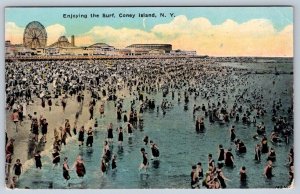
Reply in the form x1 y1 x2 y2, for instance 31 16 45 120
4 7 293 189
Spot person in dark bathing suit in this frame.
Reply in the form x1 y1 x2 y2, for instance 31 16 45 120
197 162 204 180
139 148 149 172
64 119 72 137
240 166 247 182
254 144 261 162
230 126 236 141
52 149 60 169
78 126 85 147
118 127 123 146
34 151 42 169
261 136 269 154
107 123 114 143
216 165 230 188
13 159 22 179
86 127 94 147
208 154 215 172
267 147 276 162
217 144 225 167
103 141 111 163
100 157 107 176
199 117 205 131
73 155 86 178
224 148 234 167
63 157 71 182
111 155 117 170
123 113 128 123
150 140 160 159
236 139 247 154
48 98 52 111
195 117 200 132
191 165 200 189
264 160 273 179
117 108 122 120
143 135 149 145
127 123 134 136
41 118 48 143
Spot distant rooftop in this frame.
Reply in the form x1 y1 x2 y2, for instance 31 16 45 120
88 43 112 48
48 36 73 48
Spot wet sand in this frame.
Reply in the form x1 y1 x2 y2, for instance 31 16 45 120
5 90 96 186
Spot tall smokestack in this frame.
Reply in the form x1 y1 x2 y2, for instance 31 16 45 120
71 35 75 46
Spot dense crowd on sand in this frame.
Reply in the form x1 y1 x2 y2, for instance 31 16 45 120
5 58 294 189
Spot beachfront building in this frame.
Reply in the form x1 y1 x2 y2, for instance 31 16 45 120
115 49 132 56
5 41 38 57
170 49 197 56
45 47 91 56
126 44 172 53
45 35 91 56
86 43 116 56
48 36 74 48
148 49 166 55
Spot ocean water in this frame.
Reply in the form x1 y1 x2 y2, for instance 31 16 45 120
16 60 293 189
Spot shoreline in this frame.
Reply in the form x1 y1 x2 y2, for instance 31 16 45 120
5 89 102 188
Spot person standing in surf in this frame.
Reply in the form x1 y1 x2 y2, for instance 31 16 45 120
63 157 71 183
107 123 114 143
73 155 86 178
139 148 149 172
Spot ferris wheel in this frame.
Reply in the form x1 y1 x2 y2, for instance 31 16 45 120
23 21 47 49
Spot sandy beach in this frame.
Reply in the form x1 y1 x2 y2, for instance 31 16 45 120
5 89 99 186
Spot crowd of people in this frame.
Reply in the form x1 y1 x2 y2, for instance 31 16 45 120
5 57 294 189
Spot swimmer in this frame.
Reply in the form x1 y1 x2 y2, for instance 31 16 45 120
99 104 105 118
217 144 225 167
86 127 94 147
240 166 247 182
267 147 276 162
13 159 22 179
139 148 149 172
261 136 269 154
103 141 111 162
118 127 124 146
235 139 247 154
196 162 204 180
52 148 60 169
150 140 160 159
216 165 230 188
229 126 236 142
224 148 234 167
63 157 71 182
78 126 85 147
100 157 108 176
34 151 42 169
73 155 86 178
112 155 117 170
126 123 134 136
208 154 215 172
191 165 200 189
143 135 149 145
254 144 261 162
107 123 114 143
263 160 273 179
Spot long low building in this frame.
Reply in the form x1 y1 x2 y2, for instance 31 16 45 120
126 44 172 53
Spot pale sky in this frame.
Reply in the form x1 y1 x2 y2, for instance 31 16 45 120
5 7 293 57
